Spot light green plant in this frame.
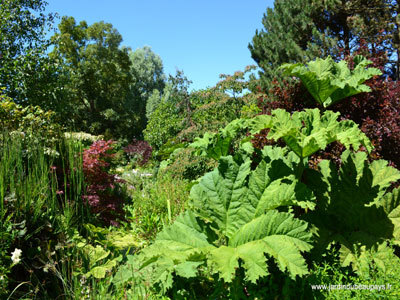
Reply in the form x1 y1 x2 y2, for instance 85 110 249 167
190 108 372 170
118 148 315 294
279 55 382 107
116 106 400 297
303 150 400 271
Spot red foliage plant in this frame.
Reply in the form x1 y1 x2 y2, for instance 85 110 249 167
82 140 124 225
123 139 152 166
254 45 400 171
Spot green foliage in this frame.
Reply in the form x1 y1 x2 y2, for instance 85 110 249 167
280 55 382 107
128 46 166 137
119 151 314 294
145 72 250 152
191 108 372 164
380 187 400 245
72 227 132 280
190 132 232 161
144 100 184 149
50 16 132 139
190 88 239 134
215 65 257 99
249 0 398 90
122 173 190 240
0 90 62 153
248 0 339 91
159 147 216 180
0 133 91 298
0 0 58 105
144 71 195 149
304 150 400 268
308 242 400 299
126 103 400 296
146 89 162 119
252 108 373 159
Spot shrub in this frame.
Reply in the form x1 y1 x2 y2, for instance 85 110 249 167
257 51 400 169
0 89 62 153
123 139 152 166
159 147 216 180
123 173 190 240
82 140 125 225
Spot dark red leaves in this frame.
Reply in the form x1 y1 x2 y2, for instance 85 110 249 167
82 140 124 225
123 139 152 166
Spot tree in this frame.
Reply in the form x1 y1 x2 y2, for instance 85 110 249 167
0 0 57 104
344 0 400 79
249 0 400 90
50 16 132 139
127 46 165 137
248 0 335 91
143 70 192 149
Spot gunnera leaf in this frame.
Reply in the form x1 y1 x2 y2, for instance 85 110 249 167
134 152 315 292
304 150 400 269
280 55 382 107
264 109 372 159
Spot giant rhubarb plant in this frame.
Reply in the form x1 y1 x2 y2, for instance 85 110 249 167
249 108 372 160
130 148 315 293
118 107 398 293
280 55 382 108
303 150 400 271
191 108 372 167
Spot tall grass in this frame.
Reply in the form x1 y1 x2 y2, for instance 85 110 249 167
0 131 90 299
0 133 88 230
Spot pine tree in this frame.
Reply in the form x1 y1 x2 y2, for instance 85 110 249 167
249 0 339 91
250 0 400 90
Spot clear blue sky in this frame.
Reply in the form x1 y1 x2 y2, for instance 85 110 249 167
45 0 273 91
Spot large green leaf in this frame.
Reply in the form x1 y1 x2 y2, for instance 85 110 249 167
189 118 250 160
190 156 253 238
134 152 314 291
280 56 382 107
209 242 269 283
265 109 372 158
248 156 315 215
304 151 400 269
379 188 400 245
229 210 312 251
191 153 315 237
148 211 213 257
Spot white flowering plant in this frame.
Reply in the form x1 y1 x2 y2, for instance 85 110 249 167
10 248 22 266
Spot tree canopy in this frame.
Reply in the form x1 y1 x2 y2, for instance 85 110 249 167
249 0 400 90
0 0 57 104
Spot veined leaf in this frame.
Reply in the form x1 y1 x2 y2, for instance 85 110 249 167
379 188 400 245
135 151 314 292
229 210 312 251
280 56 382 107
190 156 253 238
209 242 269 283
305 151 400 272
265 109 372 158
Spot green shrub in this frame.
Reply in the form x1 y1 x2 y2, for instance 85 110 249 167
0 90 63 152
159 147 216 180
122 173 191 240
115 107 400 297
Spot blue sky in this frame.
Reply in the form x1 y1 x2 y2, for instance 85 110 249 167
46 1 273 91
